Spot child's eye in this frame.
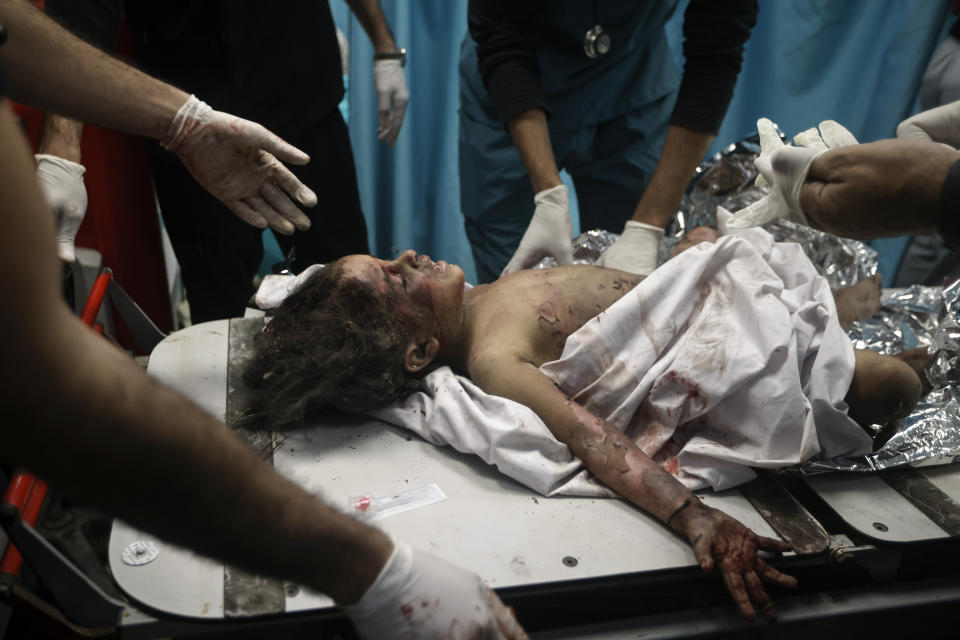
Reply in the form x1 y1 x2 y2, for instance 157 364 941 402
401 276 408 290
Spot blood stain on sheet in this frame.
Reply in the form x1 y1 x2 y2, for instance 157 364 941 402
400 603 414 620
661 457 680 476
664 370 708 411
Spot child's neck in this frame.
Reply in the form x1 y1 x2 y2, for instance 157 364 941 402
436 283 487 373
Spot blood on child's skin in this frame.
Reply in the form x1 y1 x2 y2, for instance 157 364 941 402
566 399 631 474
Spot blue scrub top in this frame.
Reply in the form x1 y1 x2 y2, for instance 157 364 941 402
461 0 682 132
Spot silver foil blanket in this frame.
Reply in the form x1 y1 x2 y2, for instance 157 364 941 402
539 134 959 474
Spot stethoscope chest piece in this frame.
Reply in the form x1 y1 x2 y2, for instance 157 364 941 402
584 24 610 58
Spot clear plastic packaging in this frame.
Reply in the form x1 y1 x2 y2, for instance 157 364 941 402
348 483 447 521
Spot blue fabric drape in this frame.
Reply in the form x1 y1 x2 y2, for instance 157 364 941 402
332 1 477 280
333 1 951 285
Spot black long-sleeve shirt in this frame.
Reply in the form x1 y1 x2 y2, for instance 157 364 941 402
468 0 758 134
45 0 343 139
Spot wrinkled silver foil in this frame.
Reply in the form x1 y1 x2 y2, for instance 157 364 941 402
558 133 959 474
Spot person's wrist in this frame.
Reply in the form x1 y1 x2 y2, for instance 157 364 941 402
372 34 399 55
666 496 709 536
145 88 193 141
328 526 394 605
38 123 82 163
36 153 83 170
632 197 680 229
531 174 563 195
373 47 406 68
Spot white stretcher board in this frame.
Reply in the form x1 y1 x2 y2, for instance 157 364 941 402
805 464 960 543
109 320 781 619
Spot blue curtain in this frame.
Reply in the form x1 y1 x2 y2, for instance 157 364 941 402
331 1 477 280
332 0 951 285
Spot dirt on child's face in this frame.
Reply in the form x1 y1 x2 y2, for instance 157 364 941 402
339 251 465 344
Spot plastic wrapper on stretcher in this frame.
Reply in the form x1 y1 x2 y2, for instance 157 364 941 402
557 133 959 474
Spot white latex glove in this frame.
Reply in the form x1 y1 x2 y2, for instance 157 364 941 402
501 184 573 276
896 99 960 148
35 154 87 263
373 59 409 145
336 28 349 76
727 118 858 229
160 95 317 235
344 540 528 640
598 220 664 275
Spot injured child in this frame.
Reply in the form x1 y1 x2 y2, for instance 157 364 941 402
242 223 925 622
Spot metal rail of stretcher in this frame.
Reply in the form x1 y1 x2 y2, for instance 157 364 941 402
108 319 960 638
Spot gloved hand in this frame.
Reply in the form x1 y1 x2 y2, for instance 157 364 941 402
727 118 858 229
373 59 409 145
336 28 349 76
598 220 664 275
896 99 960 148
160 95 316 235
35 154 88 262
501 184 573 276
344 540 528 640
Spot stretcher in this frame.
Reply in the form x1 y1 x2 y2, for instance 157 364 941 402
105 318 960 638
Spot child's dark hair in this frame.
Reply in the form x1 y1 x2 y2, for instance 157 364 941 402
240 263 426 429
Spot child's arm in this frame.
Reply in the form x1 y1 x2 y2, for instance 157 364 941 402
472 355 797 622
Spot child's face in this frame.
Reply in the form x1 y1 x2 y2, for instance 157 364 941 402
339 251 466 345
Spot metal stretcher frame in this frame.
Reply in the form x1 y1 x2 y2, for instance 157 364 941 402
107 319 960 638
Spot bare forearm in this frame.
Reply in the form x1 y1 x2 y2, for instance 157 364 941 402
0 0 187 139
38 115 84 163
632 125 714 228
481 361 695 527
507 109 562 194
562 402 696 526
344 0 397 52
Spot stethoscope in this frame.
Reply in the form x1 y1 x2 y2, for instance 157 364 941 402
583 0 610 58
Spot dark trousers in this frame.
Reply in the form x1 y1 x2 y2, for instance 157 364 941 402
146 108 368 323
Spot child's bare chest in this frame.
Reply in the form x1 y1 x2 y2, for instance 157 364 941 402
469 266 643 365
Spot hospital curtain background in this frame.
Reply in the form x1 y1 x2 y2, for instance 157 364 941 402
328 0 952 284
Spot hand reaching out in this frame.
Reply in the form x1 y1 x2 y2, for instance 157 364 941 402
161 95 317 235
673 502 796 621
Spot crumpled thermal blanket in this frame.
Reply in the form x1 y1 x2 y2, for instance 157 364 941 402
369 212 873 494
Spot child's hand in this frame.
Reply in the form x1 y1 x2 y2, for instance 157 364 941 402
674 503 797 622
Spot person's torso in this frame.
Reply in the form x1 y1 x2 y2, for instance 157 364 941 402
465 265 644 370
124 0 342 138
462 0 682 129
